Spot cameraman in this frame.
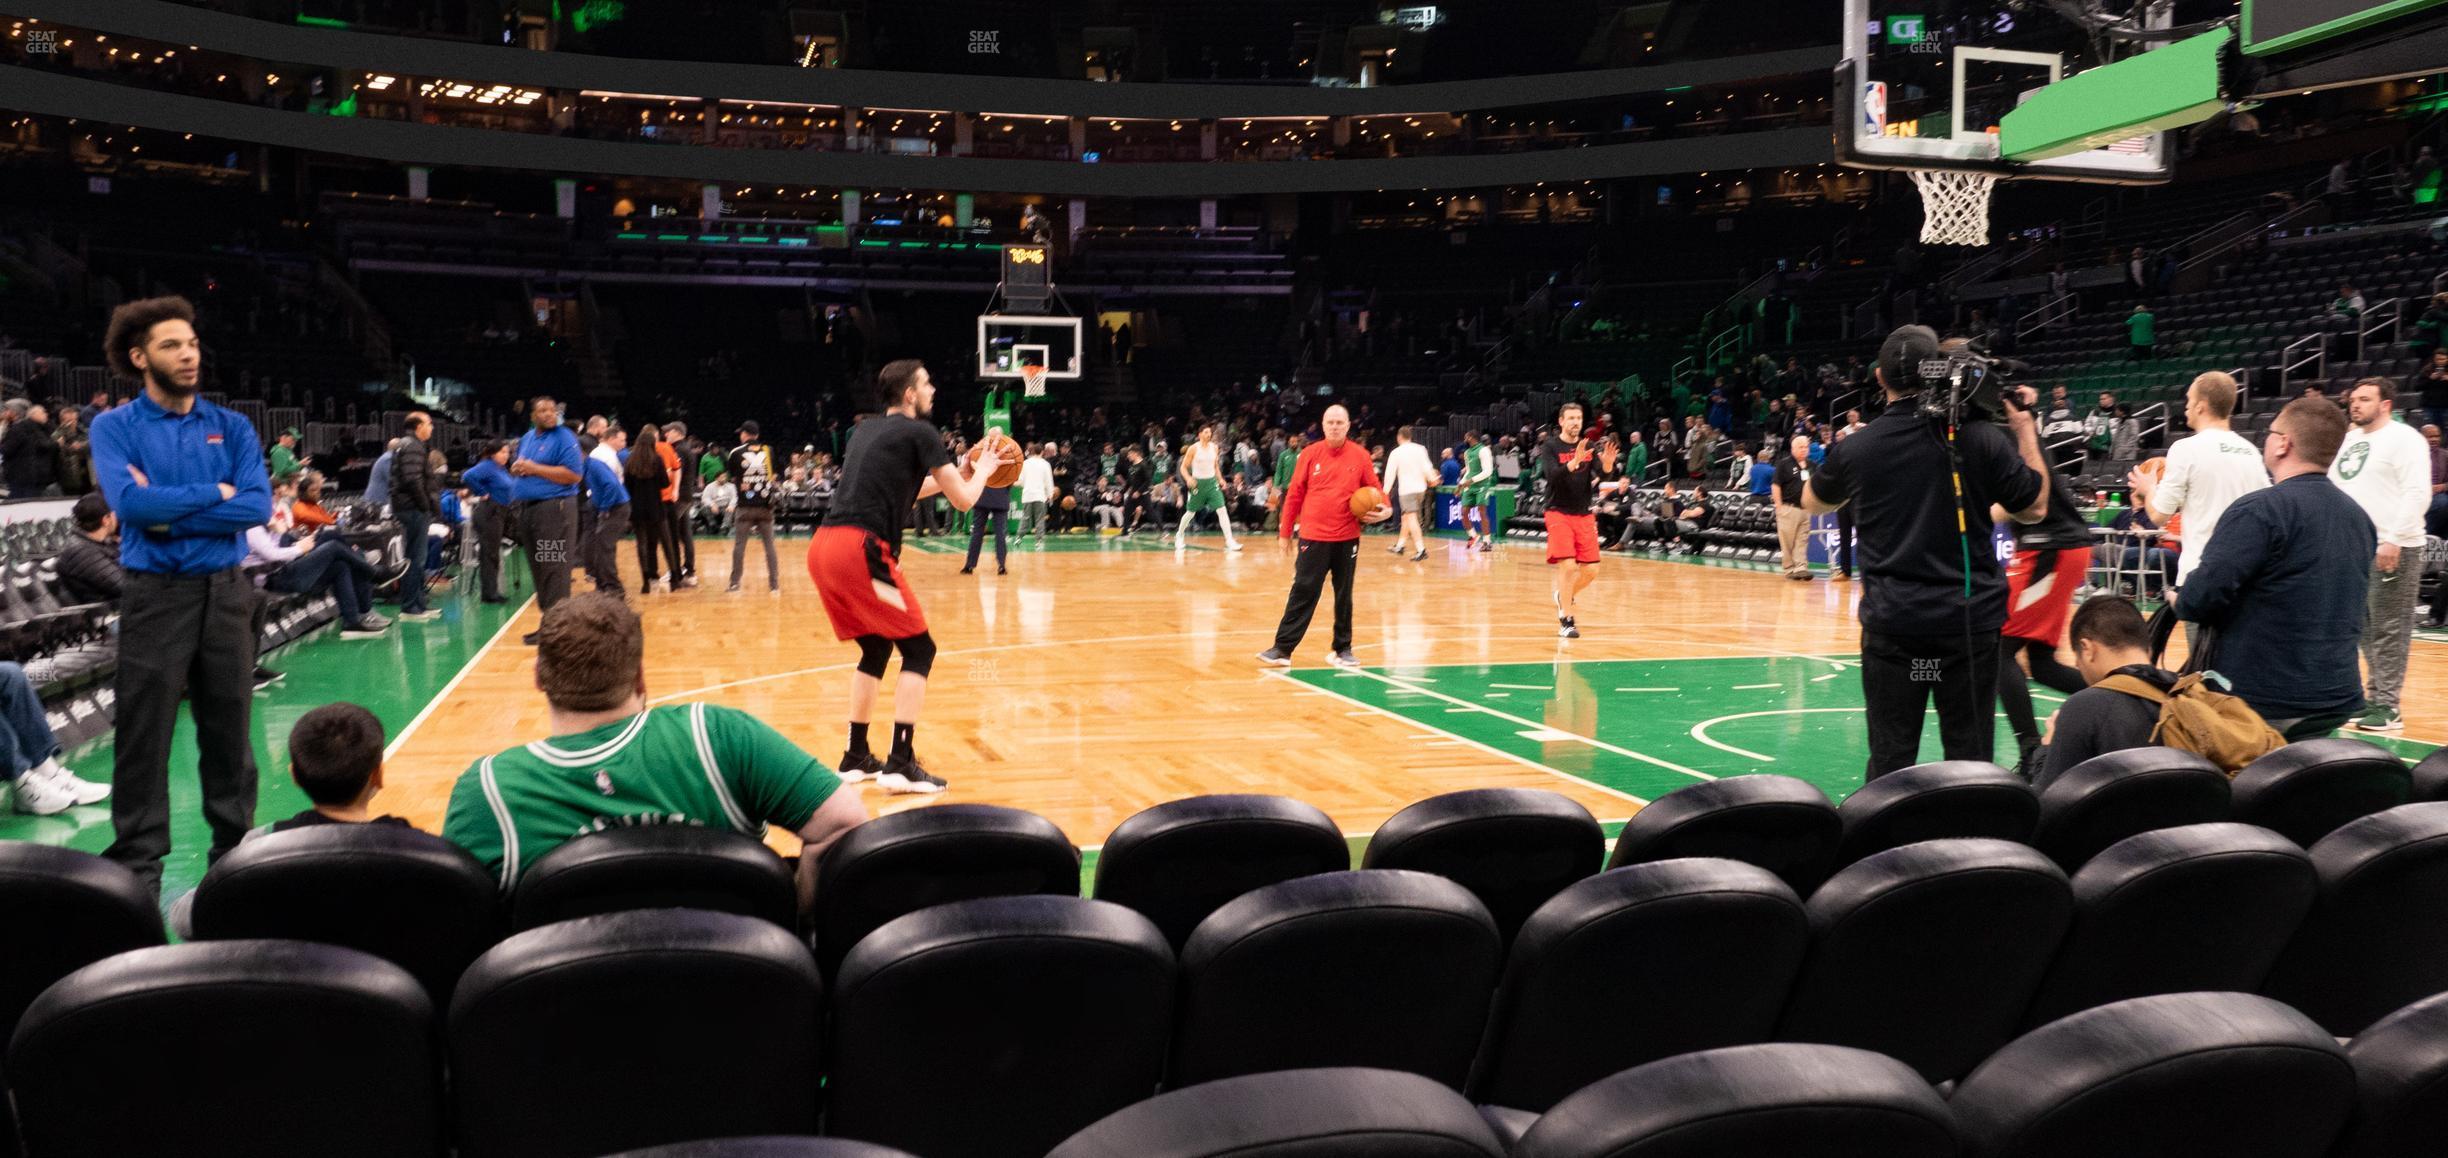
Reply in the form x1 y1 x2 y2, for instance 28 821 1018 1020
1804 326 2051 780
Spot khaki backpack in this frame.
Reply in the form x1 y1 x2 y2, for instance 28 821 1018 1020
2094 672 2287 776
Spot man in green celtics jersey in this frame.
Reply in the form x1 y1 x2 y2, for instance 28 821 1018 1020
1174 424 1244 550
1267 432 1304 532
1459 429 1498 552
442 593 868 906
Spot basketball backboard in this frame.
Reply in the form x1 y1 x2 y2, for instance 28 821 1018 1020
1839 0 2174 184
976 314 1082 381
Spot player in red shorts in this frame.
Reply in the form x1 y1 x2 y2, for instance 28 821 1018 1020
1541 402 1624 639
807 359 1003 794
1994 462 2095 776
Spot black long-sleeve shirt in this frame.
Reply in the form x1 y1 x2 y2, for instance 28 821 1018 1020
2032 664 2178 791
2174 473 2374 718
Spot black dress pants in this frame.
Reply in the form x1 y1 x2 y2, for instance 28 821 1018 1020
514 497 576 610
106 569 260 895
1273 538 1359 656
472 501 505 600
1860 627 2001 780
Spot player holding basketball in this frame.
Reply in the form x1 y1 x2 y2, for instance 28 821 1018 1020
1257 404 1389 668
1459 430 1497 551
1993 456 2094 775
1175 424 1244 551
807 359 1004 794
1543 403 1621 639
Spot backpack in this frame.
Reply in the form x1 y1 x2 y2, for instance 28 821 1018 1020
2094 671 2287 776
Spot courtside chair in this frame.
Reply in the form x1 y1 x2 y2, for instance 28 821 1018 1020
2336 991 2448 1158
0 843 160 1158
603 1142 917 1158
1776 839 2073 1084
1363 788 1604 947
1604 775 1842 895
447 909 824 1158
190 824 501 1000
1510 1043 1958 1158
1048 1068 1506 1158
2230 738 2412 848
7 940 441 1158
2028 747 2231 871
1950 993 2356 1158
1467 858 1807 1113
826 896 1172 1158
508 825 796 933
1833 761 2039 867
1093 794 1349 950
2020 823 2315 1028
2263 802 2448 1036
1169 869 1503 1090
811 803 1080 976
2405 745 2448 803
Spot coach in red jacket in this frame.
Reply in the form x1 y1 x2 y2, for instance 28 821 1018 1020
1257 404 1391 668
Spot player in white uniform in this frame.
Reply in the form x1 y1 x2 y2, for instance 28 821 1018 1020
1175 425 1244 551
2127 371 2271 592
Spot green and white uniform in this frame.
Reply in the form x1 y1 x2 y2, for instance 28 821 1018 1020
1185 442 1228 513
442 703 841 889
1460 443 1496 507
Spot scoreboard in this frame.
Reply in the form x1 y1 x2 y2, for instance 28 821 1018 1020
2242 0 2448 55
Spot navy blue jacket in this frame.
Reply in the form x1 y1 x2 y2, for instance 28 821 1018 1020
2175 473 2374 718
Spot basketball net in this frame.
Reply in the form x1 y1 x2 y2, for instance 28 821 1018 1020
1910 170 1997 247
1019 364 1047 399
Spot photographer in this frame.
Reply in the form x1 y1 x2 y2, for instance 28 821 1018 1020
1804 326 2051 780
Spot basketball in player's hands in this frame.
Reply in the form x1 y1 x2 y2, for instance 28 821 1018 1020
1349 486 1387 519
969 433 1024 488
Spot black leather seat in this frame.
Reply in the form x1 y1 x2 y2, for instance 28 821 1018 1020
1951 993 2355 1158
2337 990 2448 1158
1604 775 1841 895
813 803 1080 974
2264 802 2448 1035
2231 738 2411 847
602 1142 916 1158
1047 1067 1505 1158
828 896 1172 1158
191 824 501 999
1776 838 2074 1083
2030 747 2232 871
1510 1043 1958 1158
1171 869 1502 1089
2408 746 2448 803
508 825 796 932
1469 858 1808 1112
0 844 161 1044
6 940 440 1158
1092 794 1349 949
2022 823 2315 1027
1362 788 1604 945
1834 761 2038 866
447 909 824 1158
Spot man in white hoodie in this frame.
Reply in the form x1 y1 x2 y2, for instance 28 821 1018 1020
2127 371 2270 597
2332 378 2434 732
1019 443 1057 541
1382 425 1437 561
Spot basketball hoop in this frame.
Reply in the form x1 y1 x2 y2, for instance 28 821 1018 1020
1910 170 1997 247
1019 364 1048 399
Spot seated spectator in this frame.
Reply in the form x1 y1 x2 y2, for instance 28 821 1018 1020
245 520 389 639
2 659 109 816
2097 504 2179 598
1660 483 1715 553
701 472 739 533
2174 397 2374 739
442 594 866 905
57 492 123 606
1745 448 1775 497
1093 476 1127 530
2032 597 2180 790
290 470 339 531
1726 443 1756 492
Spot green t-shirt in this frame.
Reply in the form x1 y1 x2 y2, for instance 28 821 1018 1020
1463 444 1495 488
442 703 840 890
2127 311 2155 344
1274 448 1299 487
1623 443 1649 481
269 444 298 478
699 451 726 482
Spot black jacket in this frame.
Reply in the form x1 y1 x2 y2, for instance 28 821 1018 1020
2 420 59 495
390 434 439 512
56 534 123 606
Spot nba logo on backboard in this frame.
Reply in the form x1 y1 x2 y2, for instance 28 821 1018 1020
1862 82 1888 135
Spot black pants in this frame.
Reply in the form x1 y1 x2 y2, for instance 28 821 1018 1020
732 507 779 589
632 496 676 588
1833 506 1857 577
514 497 575 610
107 569 260 895
1273 538 1359 656
965 507 1010 570
1996 634 2085 749
472 501 505 600
665 501 694 578
1860 627 2001 780
588 503 631 596
395 505 431 614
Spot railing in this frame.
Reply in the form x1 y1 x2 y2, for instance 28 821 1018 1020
2280 333 2327 393
2017 293 2077 342
1704 324 1744 371
2358 297 2404 361
2131 401 2172 446
1940 242 2021 295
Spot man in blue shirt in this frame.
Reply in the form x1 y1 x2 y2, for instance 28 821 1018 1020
509 396 585 645
88 296 273 896
580 448 631 598
362 443 394 513
461 439 516 604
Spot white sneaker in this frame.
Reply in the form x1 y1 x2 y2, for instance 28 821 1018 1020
878 770 948 795
1227 541 1244 551
396 609 441 622
340 620 388 639
10 766 75 815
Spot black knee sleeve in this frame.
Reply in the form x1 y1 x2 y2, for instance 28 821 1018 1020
855 635 894 679
895 631 938 678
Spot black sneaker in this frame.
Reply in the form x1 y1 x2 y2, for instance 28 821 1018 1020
878 754 947 795
2013 739 2041 780
1255 648 1292 667
521 631 541 646
252 666 285 691
837 749 885 784
1559 617 1579 640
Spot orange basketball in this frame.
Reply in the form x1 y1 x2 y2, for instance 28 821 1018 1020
1349 486 1387 518
2134 456 2167 482
968 433 1024 488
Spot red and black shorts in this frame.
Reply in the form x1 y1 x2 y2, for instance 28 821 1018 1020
1544 511 1602 565
808 525 928 641
2004 546 2089 644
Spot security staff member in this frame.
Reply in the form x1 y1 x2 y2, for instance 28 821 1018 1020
90 295 274 895
460 439 515 603
510 396 585 645
1804 326 2050 779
